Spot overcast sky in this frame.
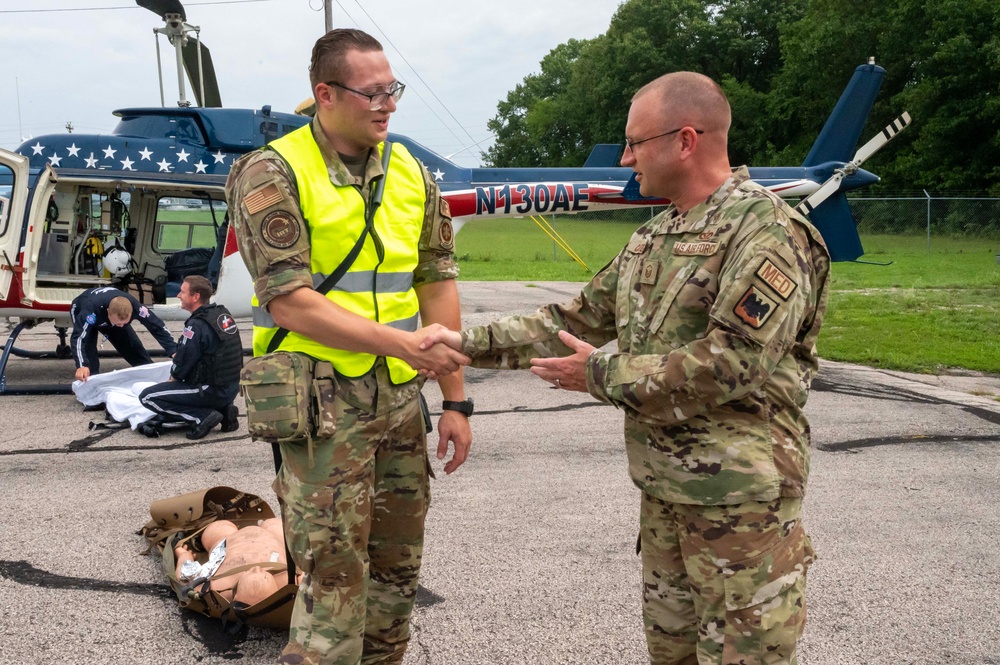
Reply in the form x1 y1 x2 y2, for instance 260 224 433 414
0 0 623 166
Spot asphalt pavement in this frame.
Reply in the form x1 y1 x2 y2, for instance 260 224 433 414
0 281 998 665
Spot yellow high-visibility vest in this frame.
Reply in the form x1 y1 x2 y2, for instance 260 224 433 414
252 125 425 383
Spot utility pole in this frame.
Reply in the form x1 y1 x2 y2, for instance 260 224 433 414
324 0 333 33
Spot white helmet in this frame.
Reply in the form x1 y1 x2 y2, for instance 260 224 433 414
104 247 133 277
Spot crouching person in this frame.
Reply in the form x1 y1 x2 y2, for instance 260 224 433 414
139 276 243 439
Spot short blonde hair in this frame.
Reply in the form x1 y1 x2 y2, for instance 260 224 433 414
107 296 133 322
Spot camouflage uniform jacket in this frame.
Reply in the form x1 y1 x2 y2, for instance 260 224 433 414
462 167 831 505
225 116 459 411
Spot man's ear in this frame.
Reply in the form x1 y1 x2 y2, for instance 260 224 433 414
315 82 335 108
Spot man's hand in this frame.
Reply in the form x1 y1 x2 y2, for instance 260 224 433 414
529 330 595 392
404 324 469 377
418 325 463 352
436 410 472 474
75 367 91 382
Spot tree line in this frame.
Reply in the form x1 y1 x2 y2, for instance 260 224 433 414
484 0 1000 196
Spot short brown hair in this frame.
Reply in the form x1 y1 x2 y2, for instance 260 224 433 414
309 28 383 90
184 275 213 303
107 296 132 321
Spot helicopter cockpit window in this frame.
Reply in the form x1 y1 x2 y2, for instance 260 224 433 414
154 196 226 252
113 116 206 146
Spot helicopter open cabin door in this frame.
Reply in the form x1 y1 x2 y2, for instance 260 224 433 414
0 149 30 302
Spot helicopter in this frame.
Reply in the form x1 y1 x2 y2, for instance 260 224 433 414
0 0 908 394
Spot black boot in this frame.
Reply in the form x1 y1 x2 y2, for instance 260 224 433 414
138 415 166 438
186 410 224 440
220 405 239 433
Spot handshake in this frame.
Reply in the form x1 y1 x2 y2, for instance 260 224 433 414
405 323 467 378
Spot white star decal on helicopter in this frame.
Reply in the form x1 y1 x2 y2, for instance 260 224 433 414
212 150 226 164
66 143 80 157
139 147 154 160
157 159 172 172
121 157 135 171
84 153 98 168
31 142 44 155
176 149 190 162
103 145 117 159
194 160 208 173
48 154 62 167
432 168 445 181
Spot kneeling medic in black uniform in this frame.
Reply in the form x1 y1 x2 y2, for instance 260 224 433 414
139 276 243 439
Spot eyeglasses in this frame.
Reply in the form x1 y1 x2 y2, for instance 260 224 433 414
325 80 405 110
624 127 704 151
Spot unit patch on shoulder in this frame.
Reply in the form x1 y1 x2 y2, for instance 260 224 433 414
439 220 454 248
244 183 284 215
673 241 719 256
218 313 239 335
733 285 778 329
182 326 195 339
138 305 149 318
755 258 797 300
260 211 301 249
86 313 96 325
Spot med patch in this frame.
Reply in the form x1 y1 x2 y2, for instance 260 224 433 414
756 258 797 300
733 285 778 329
260 211 301 249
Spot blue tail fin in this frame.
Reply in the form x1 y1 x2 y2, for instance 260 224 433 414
807 194 864 262
583 144 624 167
802 64 885 167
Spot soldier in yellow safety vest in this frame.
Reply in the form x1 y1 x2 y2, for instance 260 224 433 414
226 28 472 665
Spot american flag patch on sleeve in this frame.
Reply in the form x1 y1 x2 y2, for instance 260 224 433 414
244 183 284 215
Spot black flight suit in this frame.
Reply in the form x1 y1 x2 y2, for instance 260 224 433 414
138 303 242 431
70 286 177 374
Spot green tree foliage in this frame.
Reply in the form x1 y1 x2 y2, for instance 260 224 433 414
485 0 805 167
485 0 1000 195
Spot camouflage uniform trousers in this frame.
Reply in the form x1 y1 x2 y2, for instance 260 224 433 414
273 391 429 665
640 494 814 665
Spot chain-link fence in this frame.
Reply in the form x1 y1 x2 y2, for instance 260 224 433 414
849 196 1000 255
545 196 1000 258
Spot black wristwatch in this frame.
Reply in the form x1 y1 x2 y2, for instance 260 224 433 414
441 398 474 417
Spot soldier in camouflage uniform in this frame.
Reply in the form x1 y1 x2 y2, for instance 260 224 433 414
225 29 472 665
424 72 830 663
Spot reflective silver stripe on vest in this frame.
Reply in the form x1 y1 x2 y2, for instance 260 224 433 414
384 312 419 332
312 270 414 294
253 306 417 332
252 306 276 328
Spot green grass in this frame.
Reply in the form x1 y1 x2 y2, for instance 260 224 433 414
455 219 1000 374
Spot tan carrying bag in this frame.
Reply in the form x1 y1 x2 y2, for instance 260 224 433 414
139 486 297 630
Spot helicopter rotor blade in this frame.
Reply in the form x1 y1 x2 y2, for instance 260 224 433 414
853 111 911 166
796 111 911 215
181 40 223 107
135 0 186 20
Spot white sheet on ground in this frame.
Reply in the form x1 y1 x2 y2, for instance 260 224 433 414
73 362 172 429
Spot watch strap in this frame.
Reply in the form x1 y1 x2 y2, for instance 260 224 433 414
441 398 474 416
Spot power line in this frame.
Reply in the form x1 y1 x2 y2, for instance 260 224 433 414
0 0 273 14
345 0 480 153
